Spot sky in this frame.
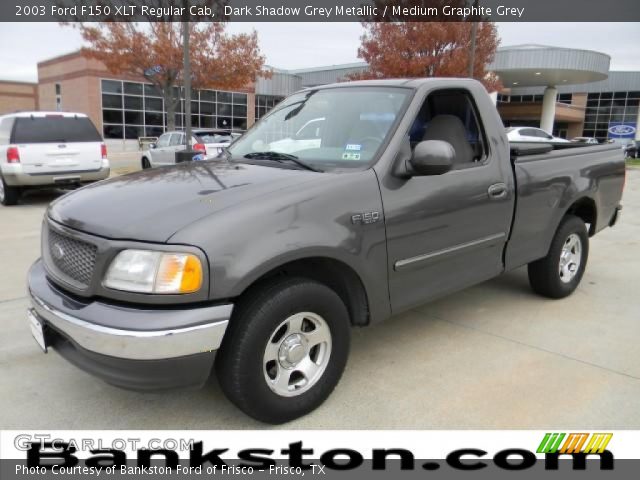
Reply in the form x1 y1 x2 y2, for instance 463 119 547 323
0 22 639 83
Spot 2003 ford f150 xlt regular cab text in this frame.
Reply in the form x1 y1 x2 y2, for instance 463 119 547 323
27 79 625 423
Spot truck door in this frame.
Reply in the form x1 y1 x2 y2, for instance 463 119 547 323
380 88 514 313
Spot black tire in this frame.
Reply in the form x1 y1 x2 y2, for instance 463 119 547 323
0 176 20 206
528 215 589 299
216 277 351 424
141 157 151 169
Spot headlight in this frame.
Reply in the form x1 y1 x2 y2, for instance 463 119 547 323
103 249 203 294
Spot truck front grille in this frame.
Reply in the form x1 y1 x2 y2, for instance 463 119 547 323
46 227 97 288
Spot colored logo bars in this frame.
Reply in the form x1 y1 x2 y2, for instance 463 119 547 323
537 433 613 454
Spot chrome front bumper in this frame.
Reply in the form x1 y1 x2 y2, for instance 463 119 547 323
28 260 232 361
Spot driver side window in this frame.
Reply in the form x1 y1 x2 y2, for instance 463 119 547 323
409 89 487 168
538 130 553 140
169 133 183 146
156 133 171 148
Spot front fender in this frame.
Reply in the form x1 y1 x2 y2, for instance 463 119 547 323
169 169 391 323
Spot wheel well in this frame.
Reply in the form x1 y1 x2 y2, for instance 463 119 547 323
238 257 370 326
566 197 597 236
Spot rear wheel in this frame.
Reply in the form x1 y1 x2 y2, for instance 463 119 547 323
528 215 589 298
0 176 20 206
141 157 151 169
216 277 350 424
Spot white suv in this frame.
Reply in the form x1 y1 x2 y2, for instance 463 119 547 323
0 112 110 206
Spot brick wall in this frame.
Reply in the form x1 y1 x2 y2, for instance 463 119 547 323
37 52 114 131
0 81 37 115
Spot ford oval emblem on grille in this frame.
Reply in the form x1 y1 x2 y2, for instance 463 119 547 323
52 243 65 260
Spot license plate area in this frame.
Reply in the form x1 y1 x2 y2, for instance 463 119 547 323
28 309 48 353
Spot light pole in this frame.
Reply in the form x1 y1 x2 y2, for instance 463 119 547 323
183 11 192 150
175 2 195 163
467 0 480 78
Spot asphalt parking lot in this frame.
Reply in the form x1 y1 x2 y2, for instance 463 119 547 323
1 161 639 429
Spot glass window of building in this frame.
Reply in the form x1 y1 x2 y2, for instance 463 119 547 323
255 95 284 121
582 91 639 142
101 79 250 139
558 94 572 104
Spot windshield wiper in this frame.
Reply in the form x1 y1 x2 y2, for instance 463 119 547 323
243 152 322 172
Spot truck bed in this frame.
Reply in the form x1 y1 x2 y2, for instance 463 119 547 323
505 143 625 270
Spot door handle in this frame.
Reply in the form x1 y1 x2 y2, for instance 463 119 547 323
488 183 508 200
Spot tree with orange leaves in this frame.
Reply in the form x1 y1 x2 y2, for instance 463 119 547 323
352 21 501 91
70 20 268 131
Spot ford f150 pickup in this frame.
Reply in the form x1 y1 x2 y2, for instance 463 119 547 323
27 79 625 423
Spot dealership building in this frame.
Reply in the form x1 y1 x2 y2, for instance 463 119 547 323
1 44 639 147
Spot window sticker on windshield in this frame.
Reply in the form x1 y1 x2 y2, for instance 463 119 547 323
342 152 361 161
345 144 362 151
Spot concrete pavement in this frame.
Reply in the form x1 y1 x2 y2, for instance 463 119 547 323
1 168 639 429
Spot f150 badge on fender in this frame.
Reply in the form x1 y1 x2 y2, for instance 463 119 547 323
351 211 381 225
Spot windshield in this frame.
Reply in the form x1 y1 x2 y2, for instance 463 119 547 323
195 131 233 144
227 87 411 170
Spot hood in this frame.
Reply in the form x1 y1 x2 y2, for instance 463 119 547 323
48 161 319 242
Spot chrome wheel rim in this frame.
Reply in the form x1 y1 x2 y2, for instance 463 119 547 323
263 312 332 397
0 178 5 202
559 233 582 283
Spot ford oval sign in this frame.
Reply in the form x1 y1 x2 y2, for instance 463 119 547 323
608 122 637 138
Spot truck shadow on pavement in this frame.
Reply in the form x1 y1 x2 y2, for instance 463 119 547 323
18 189 69 206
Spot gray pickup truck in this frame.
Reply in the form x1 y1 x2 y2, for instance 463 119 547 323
27 79 625 423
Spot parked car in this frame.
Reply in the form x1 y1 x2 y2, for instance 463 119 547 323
0 112 109 206
141 129 238 168
571 137 599 145
506 126 570 143
624 140 639 158
27 79 624 423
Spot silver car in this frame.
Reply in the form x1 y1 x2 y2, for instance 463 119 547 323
571 137 599 145
506 127 570 143
141 129 239 168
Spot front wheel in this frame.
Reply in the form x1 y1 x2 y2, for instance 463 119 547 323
528 215 589 298
216 278 350 424
141 157 151 169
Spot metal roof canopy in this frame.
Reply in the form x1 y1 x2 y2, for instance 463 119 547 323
491 45 610 88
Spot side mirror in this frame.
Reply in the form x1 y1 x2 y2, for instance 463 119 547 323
409 140 454 176
149 143 156 149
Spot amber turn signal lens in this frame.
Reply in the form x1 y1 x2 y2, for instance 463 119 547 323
180 254 203 293
155 254 203 294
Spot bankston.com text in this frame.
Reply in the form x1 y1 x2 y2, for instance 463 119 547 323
20 441 614 473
